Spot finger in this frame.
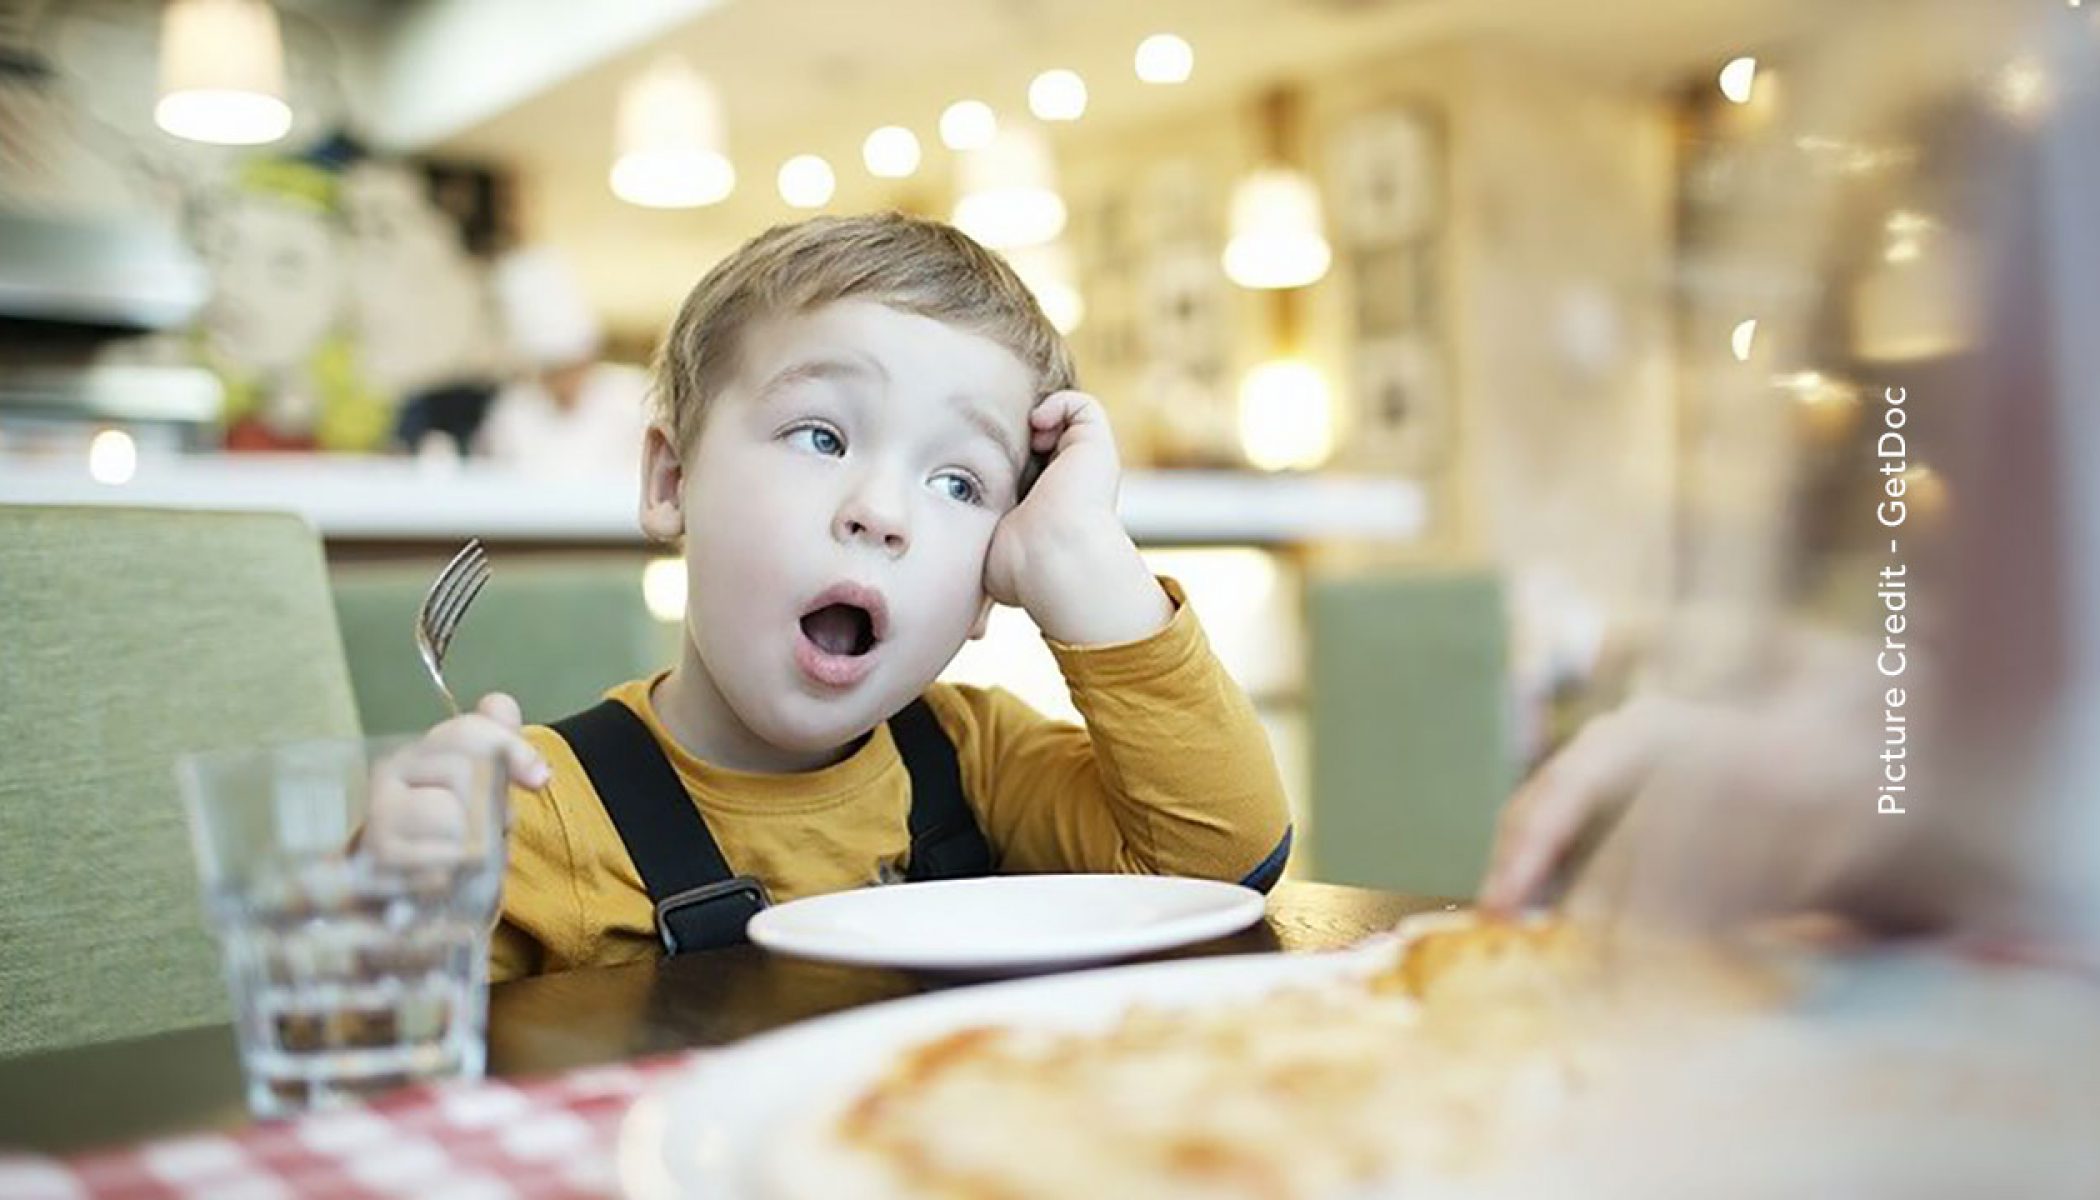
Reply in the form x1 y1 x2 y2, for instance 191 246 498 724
365 783 473 868
1032 391 1114 457
421 716 550 788
400 740 542 805
1028 394 1076 453
1030 390 1105 433
475 692 524 730
1029 390 1085 428
375 782 470 841
1477 777 1553 914
1477 716 1658 912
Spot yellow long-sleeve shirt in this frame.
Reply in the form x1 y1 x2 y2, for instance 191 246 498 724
490 581 1291 981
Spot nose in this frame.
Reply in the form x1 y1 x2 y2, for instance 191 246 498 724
832 471 912 557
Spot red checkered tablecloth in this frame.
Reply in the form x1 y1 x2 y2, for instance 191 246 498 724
0 1053 700 1199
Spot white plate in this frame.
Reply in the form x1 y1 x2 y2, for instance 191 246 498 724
618 941 1412 1200
744 874 1268 971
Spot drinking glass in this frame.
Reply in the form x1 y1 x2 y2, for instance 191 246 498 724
177 736 505 1118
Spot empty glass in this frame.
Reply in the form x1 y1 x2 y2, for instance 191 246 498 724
177 737 506 1119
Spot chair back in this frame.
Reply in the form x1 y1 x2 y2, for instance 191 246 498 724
1307 570 1512 896
332 555 675 734
0 506 361 1058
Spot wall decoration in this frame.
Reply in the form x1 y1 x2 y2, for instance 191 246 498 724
1092 155 1234 466
1350 242 1438 336
1140 246 1229 375
1352 333 1449 473
1331 106 1439 246
1138 158 1218 247
3 4 512 453
1068 193 1137 383
1329 104 1450 476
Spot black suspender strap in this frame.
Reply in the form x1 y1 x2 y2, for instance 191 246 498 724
549 701 768 954
890 697 995 881
548 695 994 956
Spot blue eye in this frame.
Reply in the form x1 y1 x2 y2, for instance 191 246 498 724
787 425 845 456
933 472 982 505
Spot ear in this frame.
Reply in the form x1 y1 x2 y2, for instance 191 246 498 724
967 595 995 641
638 423 687 542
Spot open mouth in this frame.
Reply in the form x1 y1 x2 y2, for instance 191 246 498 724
799 603 877 657
796 583 890 665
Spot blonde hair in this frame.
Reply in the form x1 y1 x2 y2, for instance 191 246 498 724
652 212 1075 451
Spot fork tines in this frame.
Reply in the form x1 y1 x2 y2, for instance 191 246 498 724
419 538 490 658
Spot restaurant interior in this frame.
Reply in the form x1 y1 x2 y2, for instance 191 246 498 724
3 0 2099 1193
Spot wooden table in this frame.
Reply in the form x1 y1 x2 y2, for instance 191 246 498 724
0 881 1454 1155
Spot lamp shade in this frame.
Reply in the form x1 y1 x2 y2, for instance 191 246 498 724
1223 169 1331 290
952 124 1066 249
155 0 292 146
610 58 734 208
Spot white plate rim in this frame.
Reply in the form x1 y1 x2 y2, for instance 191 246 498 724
744 873 1270 970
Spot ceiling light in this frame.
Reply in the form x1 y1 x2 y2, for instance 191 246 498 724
612 151 734 209
1718 56 1758 105
1135 34 1193 85
1029 69 1087 121
940 100 997 151
862 126 921 178
777 154 835 208
610 58 734 208
1223 168 1331 289
952 124 1066 248
1238 361 1333 471
155 0 292 145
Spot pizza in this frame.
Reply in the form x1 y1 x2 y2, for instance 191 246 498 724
749 912 2100 1199
760 914 1783 1199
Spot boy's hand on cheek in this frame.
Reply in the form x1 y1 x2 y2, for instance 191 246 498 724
984 390 1172 646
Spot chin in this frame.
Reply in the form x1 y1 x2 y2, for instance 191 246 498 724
759 709 882 757
740 688 894 758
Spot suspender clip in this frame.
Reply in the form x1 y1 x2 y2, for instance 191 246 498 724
653 875 771 955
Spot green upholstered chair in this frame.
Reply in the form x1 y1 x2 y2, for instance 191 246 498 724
1306 570 1513 898
331 556 678 736
0 506 362 1059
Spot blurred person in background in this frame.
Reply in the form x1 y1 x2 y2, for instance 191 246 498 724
477 246 649 480
1479 1 2099 964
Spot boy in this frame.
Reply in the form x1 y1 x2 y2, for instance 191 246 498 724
373 213 1291 980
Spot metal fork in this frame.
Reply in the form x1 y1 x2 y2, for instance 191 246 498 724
414 539 490 715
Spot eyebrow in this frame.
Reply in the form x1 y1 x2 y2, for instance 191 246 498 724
949 393 1027 477
752 352 888 401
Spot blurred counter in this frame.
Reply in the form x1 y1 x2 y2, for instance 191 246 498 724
0 455 1425 546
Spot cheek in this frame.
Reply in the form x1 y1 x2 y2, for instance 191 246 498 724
679 457 811 620
910 512 998 619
